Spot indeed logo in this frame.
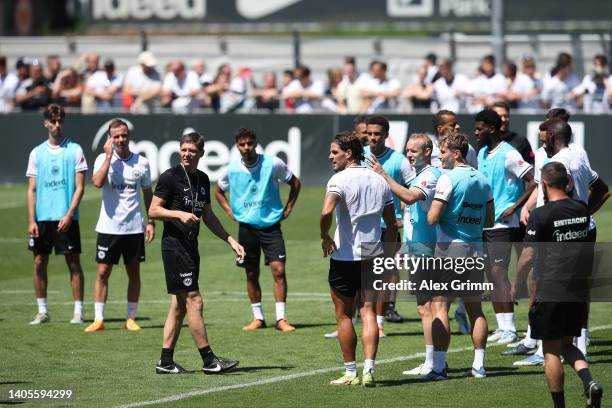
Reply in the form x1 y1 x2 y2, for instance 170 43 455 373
553 229 589 242
111 182 135 191
44 179 66 188
92 0 205 20
458 215 481 224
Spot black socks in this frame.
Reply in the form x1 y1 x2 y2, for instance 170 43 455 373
160 348 174 366
199 346 215 365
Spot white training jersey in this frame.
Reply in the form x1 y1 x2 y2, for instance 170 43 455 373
326 166 393 261
534 145 598 230
94 152 152 235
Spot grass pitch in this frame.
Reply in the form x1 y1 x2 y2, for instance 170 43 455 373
1 184 611 407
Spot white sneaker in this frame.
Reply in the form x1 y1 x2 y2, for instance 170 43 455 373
487 329 503 342
70 313 84 324
402 363 432 376
324 330 338 339
497 330 518 345
29 313 50 325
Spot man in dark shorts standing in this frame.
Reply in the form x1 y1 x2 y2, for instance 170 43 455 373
515 162 602 408
215 128 301 332
149 132 245 374
26 104 87 325
321 131 396 387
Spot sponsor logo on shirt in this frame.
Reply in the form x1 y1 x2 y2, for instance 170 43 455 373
462 201 483 209
44 179 66 188
111 182 136 191
458 215 482 225
243 200 264 209
553 216 588 227
553 229 589 242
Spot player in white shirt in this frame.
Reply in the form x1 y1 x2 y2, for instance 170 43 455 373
368 133 441 376
85 119 155 333
0 56 19 112
321 131 396 387
433 59 470 113
474 109 534 346
515 116 609 366
430 110 479 170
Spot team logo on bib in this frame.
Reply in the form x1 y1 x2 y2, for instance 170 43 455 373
183 277 193 286
250 185 257 193
133 170 142 178
51 165 60 176
200 187 206 195
98 250 106 259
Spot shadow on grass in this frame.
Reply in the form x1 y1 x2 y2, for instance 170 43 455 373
0 401 26 405
232 365 295 373
291 323 334 329
0 382 31 385
376 368 540 387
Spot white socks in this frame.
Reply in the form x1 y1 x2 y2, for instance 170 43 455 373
251 302 287 321
576 328 588 356
37 298 48 315
433 351 447 373
127 302 138 319
344 361 357 377
363 359 375 374
524 325 537 348
425 345 434 369
74 301 83 316
504 313 516 332
94 302 105 321
473 349 485 369
275 302 286 321
535 340 543 357
496 312 516 332
376 315 385 329
251 303 264 321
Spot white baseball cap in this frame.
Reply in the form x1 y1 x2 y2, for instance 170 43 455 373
137 51 156 67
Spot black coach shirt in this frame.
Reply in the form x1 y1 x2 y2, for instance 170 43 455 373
525 198 591 301
502 131 534 165
154 165 211 250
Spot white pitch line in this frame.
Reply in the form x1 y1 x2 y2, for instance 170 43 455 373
111 323 612 408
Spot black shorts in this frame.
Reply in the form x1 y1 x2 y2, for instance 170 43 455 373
96 233 145 264
329 258 375 298
237 222 286 268
162 246 200 294
483 228 524 270
28 220 81 255
529 301 587 340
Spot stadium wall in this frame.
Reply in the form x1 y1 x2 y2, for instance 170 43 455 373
3 113 610 185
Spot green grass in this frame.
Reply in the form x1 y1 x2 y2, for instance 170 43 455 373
1 184 611 407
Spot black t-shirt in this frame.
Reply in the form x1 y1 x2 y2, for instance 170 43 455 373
154 165 211 250
525 198 591 300
502 131 535 165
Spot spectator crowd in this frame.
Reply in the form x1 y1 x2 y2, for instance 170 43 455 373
0 50 611 114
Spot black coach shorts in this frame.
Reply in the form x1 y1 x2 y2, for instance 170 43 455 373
483 227 524 270
162 246 200 294
28 220 81 255
96 233 145 265
529 301 587 340
237 222 286 268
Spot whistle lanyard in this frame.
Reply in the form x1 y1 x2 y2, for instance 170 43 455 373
181 164 199 213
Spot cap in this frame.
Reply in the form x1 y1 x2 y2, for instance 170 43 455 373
137 51 156 67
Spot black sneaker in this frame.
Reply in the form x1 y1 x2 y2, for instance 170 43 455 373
385 306 404 323
501 343 537 356
155 361 187 374
586 381 603 408
202 356 239 374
